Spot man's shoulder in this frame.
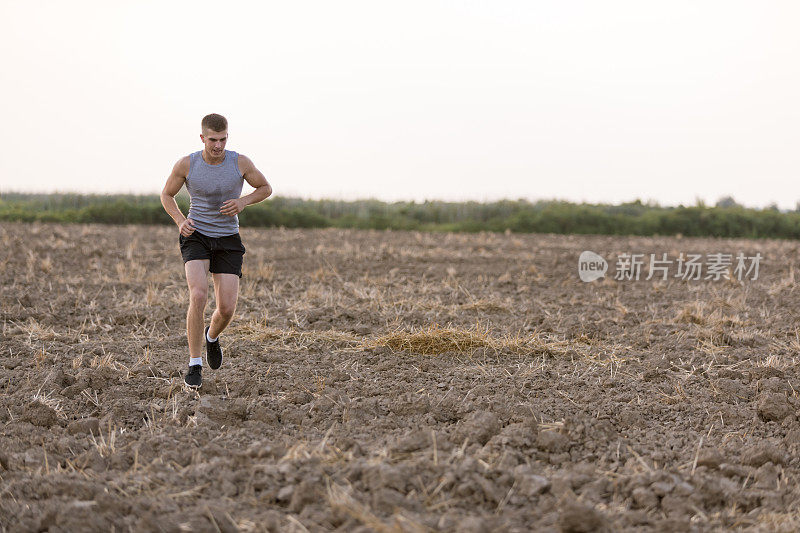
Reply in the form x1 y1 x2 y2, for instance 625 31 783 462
171 155 192 177
235 153 254 168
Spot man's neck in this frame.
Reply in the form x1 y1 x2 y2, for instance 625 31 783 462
202 150 225 165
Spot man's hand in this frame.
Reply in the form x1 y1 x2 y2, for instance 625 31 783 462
179 218 196 236
220 198 245 216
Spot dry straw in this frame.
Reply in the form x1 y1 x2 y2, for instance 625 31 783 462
367 322 571 357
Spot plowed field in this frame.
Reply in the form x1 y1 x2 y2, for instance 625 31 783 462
2 222 800 532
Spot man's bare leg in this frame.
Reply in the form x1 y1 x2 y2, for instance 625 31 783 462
208 272 239 339
185 260 210 360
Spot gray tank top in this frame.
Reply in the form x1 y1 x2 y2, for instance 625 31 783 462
185 150 245 237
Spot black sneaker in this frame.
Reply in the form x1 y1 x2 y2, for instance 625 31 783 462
184 364 202 388
205 326 223 370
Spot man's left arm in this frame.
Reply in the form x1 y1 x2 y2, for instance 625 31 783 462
220 155 273 216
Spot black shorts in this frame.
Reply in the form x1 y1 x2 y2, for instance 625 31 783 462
179 231 246 278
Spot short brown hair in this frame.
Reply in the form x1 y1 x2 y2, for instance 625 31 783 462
201 113 228 132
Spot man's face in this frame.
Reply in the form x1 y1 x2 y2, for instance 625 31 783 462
201 129 228 157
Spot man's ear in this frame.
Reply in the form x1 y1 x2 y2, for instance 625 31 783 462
200 134 205 142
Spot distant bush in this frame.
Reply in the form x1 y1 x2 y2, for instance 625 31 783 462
1 192 799 239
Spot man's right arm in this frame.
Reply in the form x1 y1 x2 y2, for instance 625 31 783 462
160 156 195 236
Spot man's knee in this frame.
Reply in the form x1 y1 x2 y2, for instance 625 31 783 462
189 288 207 308
217 302 236 319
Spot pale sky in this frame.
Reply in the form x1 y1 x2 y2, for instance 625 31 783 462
2 1 799 208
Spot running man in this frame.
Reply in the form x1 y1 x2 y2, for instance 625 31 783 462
160 113 272 388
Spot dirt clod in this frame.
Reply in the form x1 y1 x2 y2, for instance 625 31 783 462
757 392 793 422
696 447 724 469
67 417 100 435
20 400 60 427
742 442 786 466
513 466 551 497
454 410 501 446
631 487 658 509
558 499 607 532
195 396 247 428
537 430 571 453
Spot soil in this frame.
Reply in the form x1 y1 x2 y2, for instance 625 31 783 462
2 222 800 531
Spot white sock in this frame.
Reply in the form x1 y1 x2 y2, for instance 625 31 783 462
189 356 202 366
207 330 218 343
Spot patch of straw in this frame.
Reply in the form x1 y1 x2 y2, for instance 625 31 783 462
755 511 800 532
89 426 118 458
674 301 743 328
459 299 510 313
32 388 67 419
237 323 360 351
327 482 425 533
367 322 570 357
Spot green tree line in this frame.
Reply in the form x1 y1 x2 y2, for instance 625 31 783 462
1 192 799 239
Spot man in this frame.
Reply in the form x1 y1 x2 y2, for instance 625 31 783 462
160 113 272 388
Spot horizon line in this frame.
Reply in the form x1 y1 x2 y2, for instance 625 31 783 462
0 189 789 211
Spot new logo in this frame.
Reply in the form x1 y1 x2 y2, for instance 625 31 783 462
578 251 607 282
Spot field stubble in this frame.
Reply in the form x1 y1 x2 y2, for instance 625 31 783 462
2 222 800 531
